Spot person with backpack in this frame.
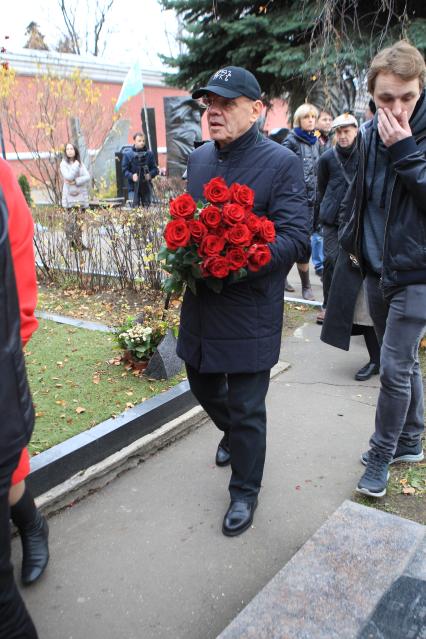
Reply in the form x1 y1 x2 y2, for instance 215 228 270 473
0 158 39 638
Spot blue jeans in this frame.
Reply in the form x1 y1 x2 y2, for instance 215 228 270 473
311 232 324 273
365 275 426 461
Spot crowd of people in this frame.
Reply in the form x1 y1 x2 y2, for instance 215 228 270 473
1 39 426 637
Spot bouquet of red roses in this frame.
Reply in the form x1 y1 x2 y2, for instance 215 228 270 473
158 176 276 295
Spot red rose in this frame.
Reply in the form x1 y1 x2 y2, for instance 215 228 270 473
247 243 272 272
199 234 226 257
229 183 255 208
203 177 230 204
226 247 247 271
187 219 208 243
203 256 230 279
164 219 191 250
227 223 253 247
258 217 276 243
200 205 222 229
170 193 197 220
246 213 261 235
222 203 246 226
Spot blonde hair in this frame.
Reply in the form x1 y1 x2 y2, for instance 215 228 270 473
368 40 426 93
292 103 319 127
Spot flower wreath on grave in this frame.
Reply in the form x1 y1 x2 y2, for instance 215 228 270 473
158 176 276 295
114 306 180 372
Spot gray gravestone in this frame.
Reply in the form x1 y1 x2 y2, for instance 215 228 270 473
92 119 130 190
145 329 183 380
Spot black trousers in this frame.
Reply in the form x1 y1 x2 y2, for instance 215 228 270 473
0 454 38 639
186 364 270 502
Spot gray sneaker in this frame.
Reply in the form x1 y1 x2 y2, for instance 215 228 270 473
356 451 390 498
361 441 424 466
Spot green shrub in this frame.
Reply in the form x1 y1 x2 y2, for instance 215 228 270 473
18 174 32 206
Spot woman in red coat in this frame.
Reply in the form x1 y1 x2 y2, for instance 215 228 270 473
1 158 49 586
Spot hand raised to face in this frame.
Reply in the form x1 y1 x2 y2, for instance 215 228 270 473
377 107 412 147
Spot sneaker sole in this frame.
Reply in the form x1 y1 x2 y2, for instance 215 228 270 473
361 451 424 467
356 472 390 498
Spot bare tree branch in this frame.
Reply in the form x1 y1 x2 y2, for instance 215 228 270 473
58 0 81 54
57 0 114 56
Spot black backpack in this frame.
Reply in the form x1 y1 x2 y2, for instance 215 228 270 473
0 188 35 466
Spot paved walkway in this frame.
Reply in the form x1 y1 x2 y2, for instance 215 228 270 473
15 319 379 639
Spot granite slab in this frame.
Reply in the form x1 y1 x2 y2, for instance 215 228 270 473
218 501 426 639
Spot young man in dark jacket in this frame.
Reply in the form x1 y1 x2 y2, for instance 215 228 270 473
340 41 426 497
122 132 159 206
178 66 310 536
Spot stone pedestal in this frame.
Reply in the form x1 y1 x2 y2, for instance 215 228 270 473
218 500 426 639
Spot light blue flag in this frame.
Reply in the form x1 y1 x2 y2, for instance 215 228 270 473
114 61 144 112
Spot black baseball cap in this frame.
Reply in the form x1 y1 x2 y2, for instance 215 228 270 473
192 66 261 101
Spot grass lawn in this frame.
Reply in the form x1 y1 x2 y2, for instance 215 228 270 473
353 344 426 525
37 284 166 328
26 319 184 455
28 288 316 456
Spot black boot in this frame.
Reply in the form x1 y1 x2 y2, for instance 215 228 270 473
11 489 49 586
297 266 315 301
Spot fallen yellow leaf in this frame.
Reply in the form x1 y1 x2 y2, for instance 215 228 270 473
75 406 86 414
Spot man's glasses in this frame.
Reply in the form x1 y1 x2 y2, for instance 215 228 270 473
199 95 238 112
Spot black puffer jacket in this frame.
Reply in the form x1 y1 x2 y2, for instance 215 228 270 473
316 142 359 226
282 130 320 230
0 190 34 466
176 124 310 374
340 90 426 292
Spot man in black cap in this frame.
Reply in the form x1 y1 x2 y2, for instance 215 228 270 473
177 66 310 536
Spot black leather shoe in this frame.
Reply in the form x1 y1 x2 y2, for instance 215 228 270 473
355 361 380 381
222 499 258 537
215 436 231 467
20 513 49 586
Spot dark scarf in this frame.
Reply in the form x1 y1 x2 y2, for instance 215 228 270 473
336 139 356 159
294 127 318 146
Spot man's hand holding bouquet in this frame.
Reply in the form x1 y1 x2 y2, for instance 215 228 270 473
158 177 276 295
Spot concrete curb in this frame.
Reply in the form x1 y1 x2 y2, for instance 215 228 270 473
28 380 198 497
35 310 113 332
35 360 290 516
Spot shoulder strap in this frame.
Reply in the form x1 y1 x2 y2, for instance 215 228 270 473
332 147 351 185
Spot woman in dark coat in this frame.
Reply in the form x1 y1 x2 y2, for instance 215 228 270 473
283 103 321 300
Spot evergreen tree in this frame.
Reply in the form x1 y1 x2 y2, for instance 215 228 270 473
24 22 49 51
160 1 426 113
18 175 32 206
